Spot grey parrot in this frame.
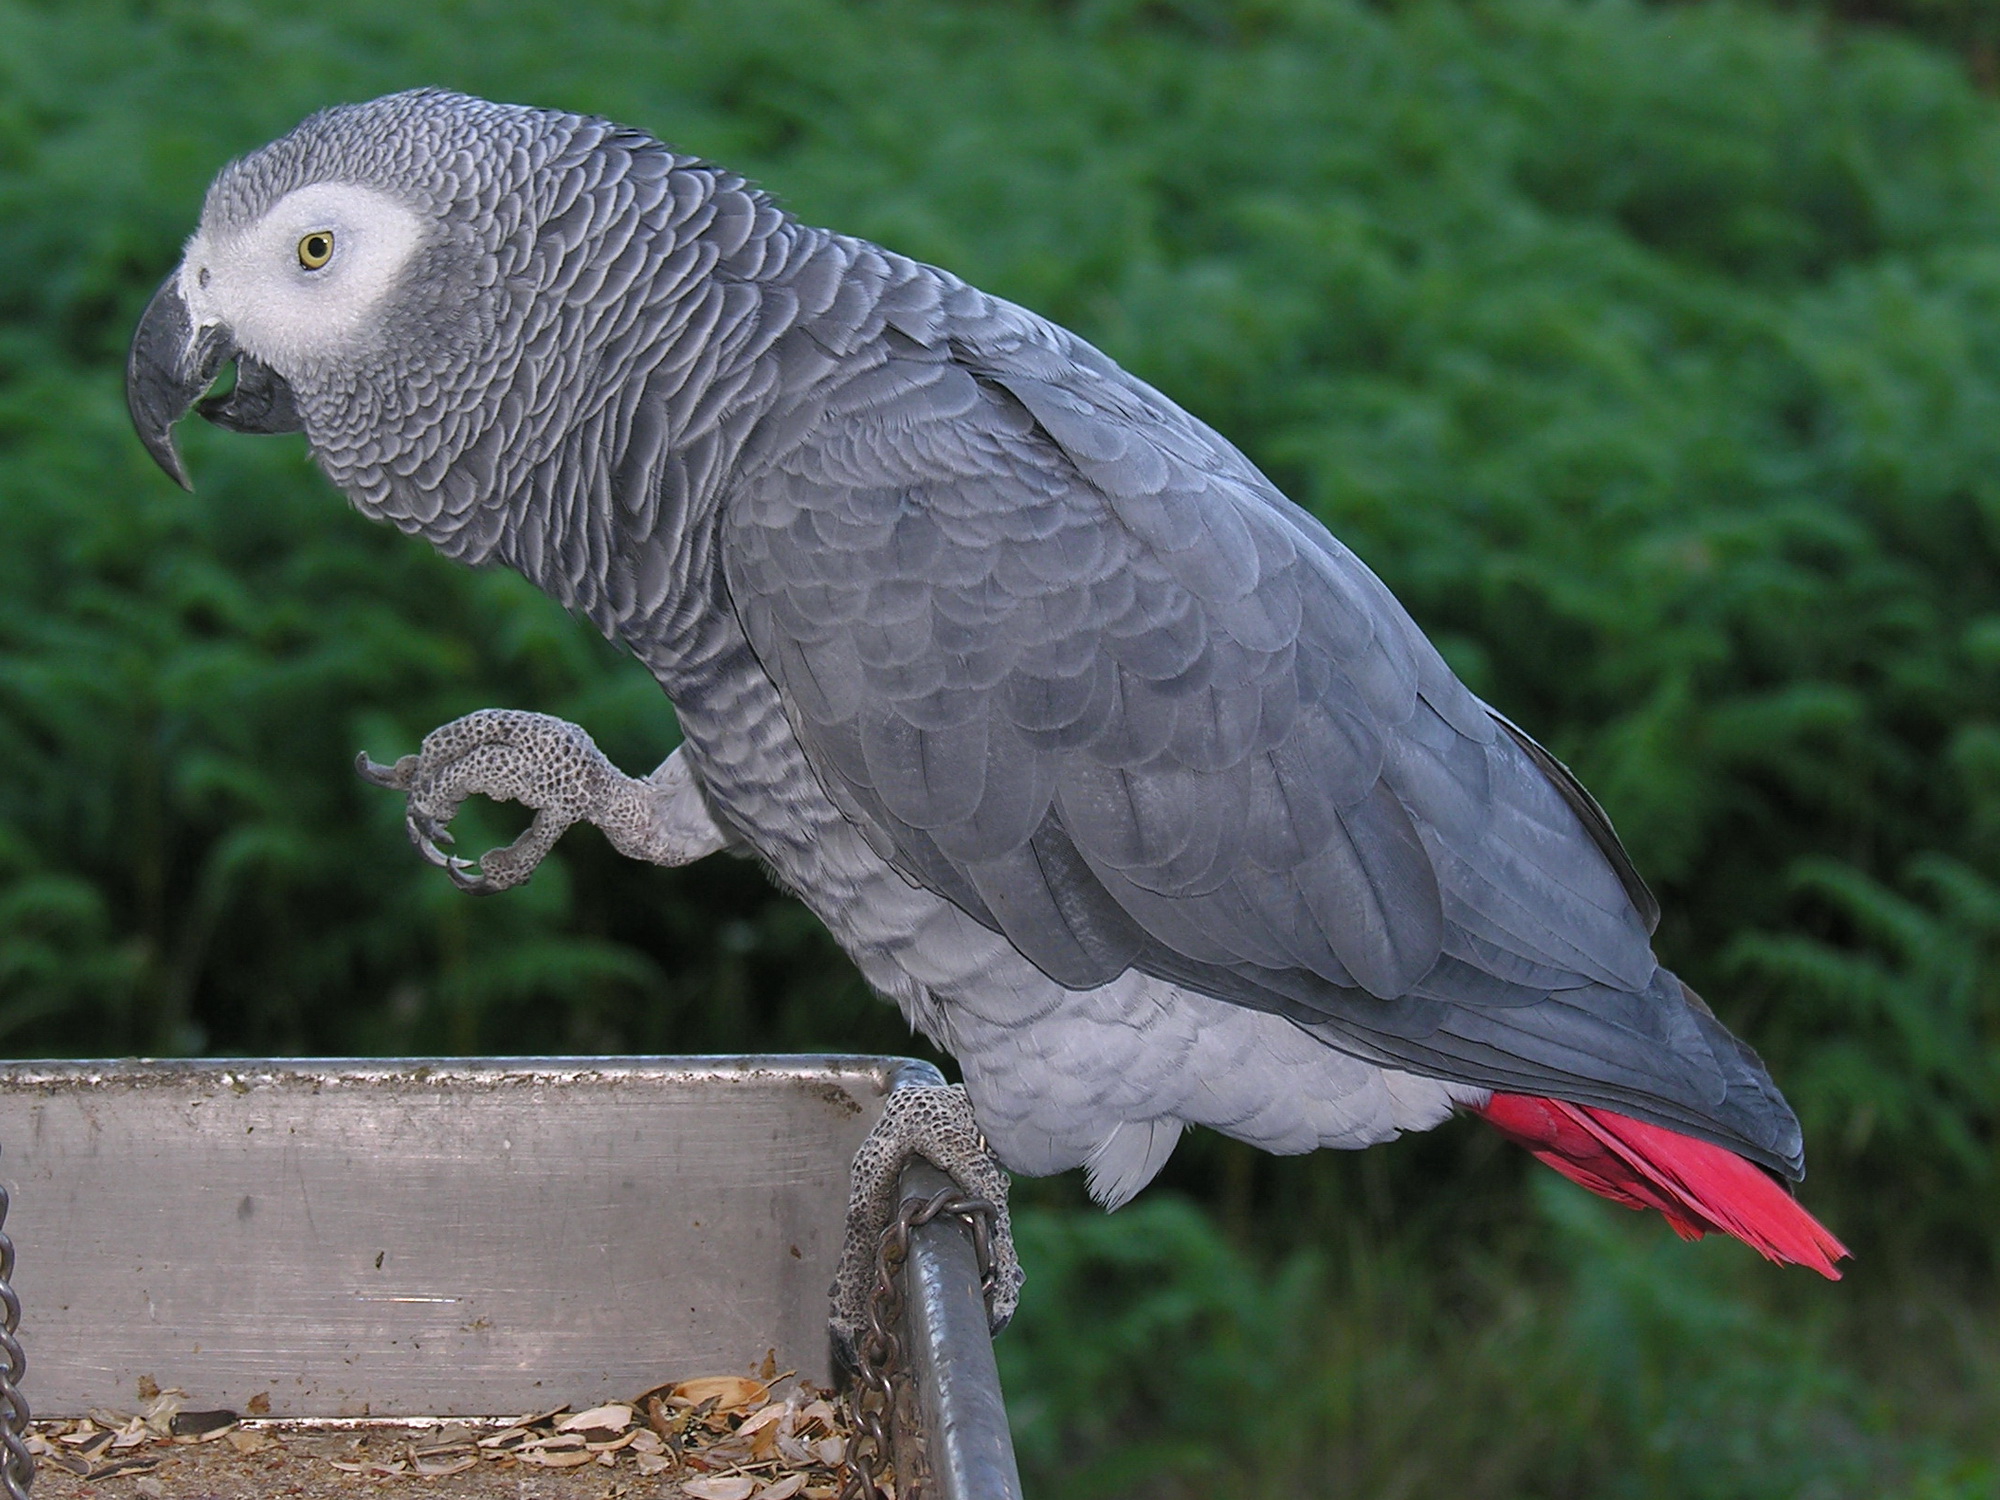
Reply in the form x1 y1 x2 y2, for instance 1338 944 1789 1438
127 90 1844 1340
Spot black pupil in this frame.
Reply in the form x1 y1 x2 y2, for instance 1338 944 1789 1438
305 235 329 262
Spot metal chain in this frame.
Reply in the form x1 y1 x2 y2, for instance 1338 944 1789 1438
839 1187 999 1500
0 1149 31 1498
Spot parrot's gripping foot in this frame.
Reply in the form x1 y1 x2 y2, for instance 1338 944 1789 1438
356 709 625 894
830 1083 1024 1356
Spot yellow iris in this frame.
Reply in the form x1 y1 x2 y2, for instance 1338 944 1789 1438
297 230 335 270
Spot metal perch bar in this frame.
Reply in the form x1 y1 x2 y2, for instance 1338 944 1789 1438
897 1158 1023 1500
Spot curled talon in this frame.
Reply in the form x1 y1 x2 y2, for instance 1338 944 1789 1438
446 857 494 894
449 864 499 895
354 751 413 789
410 809 455 848
410 820 458 868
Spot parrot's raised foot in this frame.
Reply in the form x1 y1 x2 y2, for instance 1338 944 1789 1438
831 1083 1023 1356
356 709 625 893
359 709 733 888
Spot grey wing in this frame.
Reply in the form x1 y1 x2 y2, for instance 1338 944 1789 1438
724 261 1802 1177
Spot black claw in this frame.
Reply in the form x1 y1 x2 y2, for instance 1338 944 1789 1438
410 810 455 849
355 752 411 789
408 818 456 869
447 857 502 896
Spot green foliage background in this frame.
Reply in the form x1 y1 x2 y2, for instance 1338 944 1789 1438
4 0 2000 1492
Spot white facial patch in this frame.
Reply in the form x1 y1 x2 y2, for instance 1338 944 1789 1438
180 182 426 372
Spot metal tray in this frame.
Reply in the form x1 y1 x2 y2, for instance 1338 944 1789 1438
0 1055 1021 1498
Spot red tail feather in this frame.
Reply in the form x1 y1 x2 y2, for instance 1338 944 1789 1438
1476 1093 1849 1279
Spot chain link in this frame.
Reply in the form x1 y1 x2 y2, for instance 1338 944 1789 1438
839 1187 999 1500
0 1148 31 1498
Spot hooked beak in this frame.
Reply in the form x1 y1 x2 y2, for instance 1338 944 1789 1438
125 272 303 490
126 273 226 490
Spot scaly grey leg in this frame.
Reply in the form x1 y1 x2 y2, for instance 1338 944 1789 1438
832 1084 1024 1350
357 708 731 892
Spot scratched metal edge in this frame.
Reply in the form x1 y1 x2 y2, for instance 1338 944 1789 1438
0 1055 907 1093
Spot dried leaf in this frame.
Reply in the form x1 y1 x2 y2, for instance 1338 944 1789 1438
171 1409 238 1440
136 1376 160 1403
682 1476 758 1500
692 1435 753 1468
558 1402 634 1433
672 1376 769 1414
758 1475 806 1499
172 1408 238 1435
86 1455 160 1480
413 1454 479 1476
776 1433 818 1467
642 1394 677 1440
75 1429 115 1461
141 1393 183 1438
736 1404 786 1439
518 1446 595 1468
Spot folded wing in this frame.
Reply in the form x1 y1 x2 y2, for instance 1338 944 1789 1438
723 260 1803 1177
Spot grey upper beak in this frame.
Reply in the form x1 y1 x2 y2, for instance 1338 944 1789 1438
126 272 231 491
126 273 307 488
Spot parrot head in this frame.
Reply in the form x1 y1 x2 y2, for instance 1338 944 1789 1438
125 90 626 556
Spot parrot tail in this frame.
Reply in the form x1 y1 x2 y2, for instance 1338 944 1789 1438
1476 1092 1849 1279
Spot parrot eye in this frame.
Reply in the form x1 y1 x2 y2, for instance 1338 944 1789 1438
297 231 336 270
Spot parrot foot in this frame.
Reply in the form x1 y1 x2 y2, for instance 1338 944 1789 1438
830 1083 1024 1356
357 709 729 892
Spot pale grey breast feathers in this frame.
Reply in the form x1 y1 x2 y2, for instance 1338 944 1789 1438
721 251 1803 1175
